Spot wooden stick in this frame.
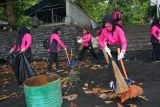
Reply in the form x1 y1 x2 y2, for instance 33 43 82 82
137 95 148 102
96 38 109 64
65 50 70 64
102 49 109 64
70 48 73 62
117 48 128 80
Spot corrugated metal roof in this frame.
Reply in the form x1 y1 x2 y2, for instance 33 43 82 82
25 0 65 16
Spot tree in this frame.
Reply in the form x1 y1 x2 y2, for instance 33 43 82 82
74 0 113 22
0 0 40 27
5 0 16 27
74 0 150 24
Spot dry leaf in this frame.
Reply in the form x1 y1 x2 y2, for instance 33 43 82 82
104 100 112 104
84 83 88 87
98 93 108 99
126 104 138 107
63 94 78 101
84 90 94 94
82 87 87 90
117 103 124 107
138 83 143 86
0 95 9 101
70 102 78 107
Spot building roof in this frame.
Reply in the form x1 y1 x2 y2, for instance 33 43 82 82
25 0 65 22
25 0 65 15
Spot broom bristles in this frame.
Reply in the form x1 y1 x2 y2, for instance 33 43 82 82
112 60 128 94
102 49 109 64
102 49 128 94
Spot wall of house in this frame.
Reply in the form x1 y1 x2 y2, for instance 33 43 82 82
65 0 97 28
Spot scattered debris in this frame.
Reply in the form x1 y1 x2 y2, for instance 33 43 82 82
84 90 94 94
120 85 143 103
137 95 148 102
129 104 138 107
70 102 78 107
0 95 9 101
63 94 78 101
104 100 113 104
84 83 88 87
117 103 124 107
138 83 143 86
64 83 73 95
126 104 138 107
0 92 22 101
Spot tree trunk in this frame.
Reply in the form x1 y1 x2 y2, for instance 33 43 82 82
5 0 16 27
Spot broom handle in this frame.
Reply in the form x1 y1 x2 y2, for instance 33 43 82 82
70 48 72 61
96 38 109 63
102 49 111 63
65 50 70 64
117 48 128 79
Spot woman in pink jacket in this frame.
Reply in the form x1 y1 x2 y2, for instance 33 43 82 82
112 9 122 25
99 15 127 90
77 28 97 61
10 26 32 62
48 28 67 73
150 18 160 61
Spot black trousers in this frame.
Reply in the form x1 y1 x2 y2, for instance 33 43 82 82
152 43 160 61
107 45 122 82
48 52 59 71
97 49 103 64
78 46 97 60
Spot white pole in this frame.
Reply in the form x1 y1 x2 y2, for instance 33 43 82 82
157 0 160 18
150 0 160 18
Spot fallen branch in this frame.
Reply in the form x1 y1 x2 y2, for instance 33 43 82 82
138 95 148 102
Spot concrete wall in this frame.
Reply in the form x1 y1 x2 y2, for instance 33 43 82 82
0 25 83 60
0 24 152 61
65 0 97 27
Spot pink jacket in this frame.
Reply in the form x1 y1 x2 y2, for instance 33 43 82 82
11 33 32 52
48 33 66 53
97 36 103 49
150 26 160 40
81 33 92 47
98 26 127 53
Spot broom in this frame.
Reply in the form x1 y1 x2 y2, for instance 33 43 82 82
65 49 70 64
95 38 109 64
117 48 135 83
70 48 73 62
102 48 128 94
117 48 128 80
117 48 143 103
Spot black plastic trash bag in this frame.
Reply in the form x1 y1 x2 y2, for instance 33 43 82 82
9 53 34 84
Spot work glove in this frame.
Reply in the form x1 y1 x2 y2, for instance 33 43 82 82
20 48 26 53
64 48 67 51
9 50 13 54
109 81 114 90
104 46 111 57
77 39 83 43
118 51 125 61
